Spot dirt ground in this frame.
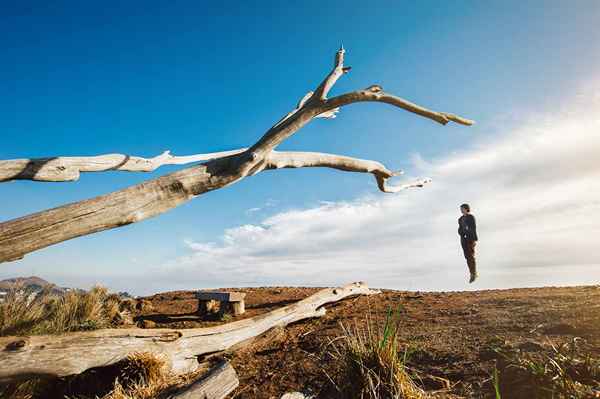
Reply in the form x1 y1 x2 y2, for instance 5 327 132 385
134 285 600 398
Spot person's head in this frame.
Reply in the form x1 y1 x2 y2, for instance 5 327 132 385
460 203 470 215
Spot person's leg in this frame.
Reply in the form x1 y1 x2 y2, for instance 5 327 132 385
469 241 477 274
461 239 477 282
467 241 477 282
461 239 472 271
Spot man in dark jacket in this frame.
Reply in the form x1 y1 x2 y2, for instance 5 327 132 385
458 203 478 283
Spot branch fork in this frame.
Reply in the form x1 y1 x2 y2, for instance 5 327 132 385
0 47 473 263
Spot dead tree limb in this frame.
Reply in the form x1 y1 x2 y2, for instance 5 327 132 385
0 149 247 182
0 282 380 382
166 359 238 399
265 151 431 193
0 47 472 263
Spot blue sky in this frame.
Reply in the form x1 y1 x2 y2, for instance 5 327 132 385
2 1 600 294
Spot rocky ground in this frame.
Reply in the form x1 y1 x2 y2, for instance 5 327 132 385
133 284 600 398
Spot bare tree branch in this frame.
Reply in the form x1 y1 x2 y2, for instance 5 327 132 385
271 91 315 129
265 151 429 193
313 45 352 100
249 70 472 156
0 149 247 183
0 48 472 263
321 85 475 126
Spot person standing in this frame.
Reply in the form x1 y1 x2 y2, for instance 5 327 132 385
458 203 478 283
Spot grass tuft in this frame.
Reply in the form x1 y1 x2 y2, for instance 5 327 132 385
95 352 173 399
0 285 124 336
330 306 426 399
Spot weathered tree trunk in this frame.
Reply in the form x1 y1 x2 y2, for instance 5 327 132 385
0 154 246 263
0 282 380 383
0 47 473 264
166 359 238 399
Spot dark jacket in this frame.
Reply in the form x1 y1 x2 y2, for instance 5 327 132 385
458 214 478 241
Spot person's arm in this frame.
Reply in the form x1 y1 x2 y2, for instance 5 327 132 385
468 214 478 241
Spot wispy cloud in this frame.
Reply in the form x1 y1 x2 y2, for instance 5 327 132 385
163 86 600 292
244 199 280 215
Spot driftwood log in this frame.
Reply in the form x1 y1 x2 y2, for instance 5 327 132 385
167 359 238 399
0 282 380 383
0 47 473 264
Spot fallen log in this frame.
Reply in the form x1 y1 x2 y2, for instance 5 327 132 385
0 282 379 383
166 359 238 399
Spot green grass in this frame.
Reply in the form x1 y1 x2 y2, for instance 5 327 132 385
492 365 501 399
495 338 600 398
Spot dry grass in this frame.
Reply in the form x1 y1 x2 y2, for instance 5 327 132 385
330 306 426 399
0 285 122 336
0 287 48 336
93 352 173 399
85 352 207 399
0 379 47 399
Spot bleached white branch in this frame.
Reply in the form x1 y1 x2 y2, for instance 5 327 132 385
0 148 247 182
271 91 315 129
313 45 352 100
249 65 472 156
265 151 430 193
379 177 432 193
321 85 475 126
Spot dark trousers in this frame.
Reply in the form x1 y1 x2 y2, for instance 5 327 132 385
461 238 477 274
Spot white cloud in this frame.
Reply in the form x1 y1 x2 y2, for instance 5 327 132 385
163 88 600 292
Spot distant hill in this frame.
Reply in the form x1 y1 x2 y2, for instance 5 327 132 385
0 276 66 294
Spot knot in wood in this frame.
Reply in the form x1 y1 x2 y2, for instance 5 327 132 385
366 85 383 93
5 339 28 351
